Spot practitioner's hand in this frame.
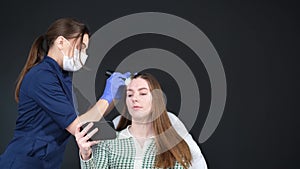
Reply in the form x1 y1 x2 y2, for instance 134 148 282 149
75 122 100 160
100 72 131 103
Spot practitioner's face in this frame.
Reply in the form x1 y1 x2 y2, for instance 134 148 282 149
68 33 89 57
59 33 89 58
126 77 152 123
76 33 89 54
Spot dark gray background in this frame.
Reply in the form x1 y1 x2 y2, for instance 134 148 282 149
0 0 299 169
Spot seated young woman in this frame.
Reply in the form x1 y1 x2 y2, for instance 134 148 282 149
75 73 208 169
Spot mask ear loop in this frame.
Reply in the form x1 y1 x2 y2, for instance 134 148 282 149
61 37 77 67
65 37 84 68
77 36 91 71
77 35 87 69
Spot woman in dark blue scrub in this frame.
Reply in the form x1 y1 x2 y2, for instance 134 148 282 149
0 18 129 169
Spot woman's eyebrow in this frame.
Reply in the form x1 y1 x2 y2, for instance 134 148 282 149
126 87 148 92
138 87 148 91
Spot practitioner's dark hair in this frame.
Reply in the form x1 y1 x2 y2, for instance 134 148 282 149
15 18 89 102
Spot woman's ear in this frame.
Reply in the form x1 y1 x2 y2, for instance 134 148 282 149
54 36 65 50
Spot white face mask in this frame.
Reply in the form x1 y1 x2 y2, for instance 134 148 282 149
60 38 88 71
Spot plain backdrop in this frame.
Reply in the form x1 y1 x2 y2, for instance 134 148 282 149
0 0 299 169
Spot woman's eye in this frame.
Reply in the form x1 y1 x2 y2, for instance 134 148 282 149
140 93 147 96
127 94 132 97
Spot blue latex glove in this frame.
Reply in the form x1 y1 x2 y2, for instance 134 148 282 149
100 72 131 103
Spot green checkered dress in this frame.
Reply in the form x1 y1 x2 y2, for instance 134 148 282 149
80 127 185 169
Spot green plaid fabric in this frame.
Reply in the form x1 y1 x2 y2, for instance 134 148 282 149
80 131 185 169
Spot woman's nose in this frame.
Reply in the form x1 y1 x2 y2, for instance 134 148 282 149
132 94 138 102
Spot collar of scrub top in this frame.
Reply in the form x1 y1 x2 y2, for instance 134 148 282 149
44 55 71 76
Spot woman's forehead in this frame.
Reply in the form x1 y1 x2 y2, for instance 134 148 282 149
127 78 149 90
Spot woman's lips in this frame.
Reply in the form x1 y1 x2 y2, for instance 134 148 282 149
132 106 142 110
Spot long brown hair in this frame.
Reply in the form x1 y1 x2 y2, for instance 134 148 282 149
15 18 89 102
116 73 192 169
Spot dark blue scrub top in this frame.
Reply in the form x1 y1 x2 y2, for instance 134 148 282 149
0 56 77 169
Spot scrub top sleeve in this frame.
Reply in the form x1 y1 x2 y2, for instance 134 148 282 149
30 70 77 129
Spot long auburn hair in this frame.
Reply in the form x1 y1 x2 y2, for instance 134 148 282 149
15 18 90 102
116 73 192 169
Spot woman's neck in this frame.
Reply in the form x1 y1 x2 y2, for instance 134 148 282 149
129 122 154 148
129 122 154 139
47 48 63 68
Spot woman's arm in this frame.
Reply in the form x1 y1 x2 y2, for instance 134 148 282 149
75 122 110 169
75 122 99 160
167 112 208 169
184 134 208 169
